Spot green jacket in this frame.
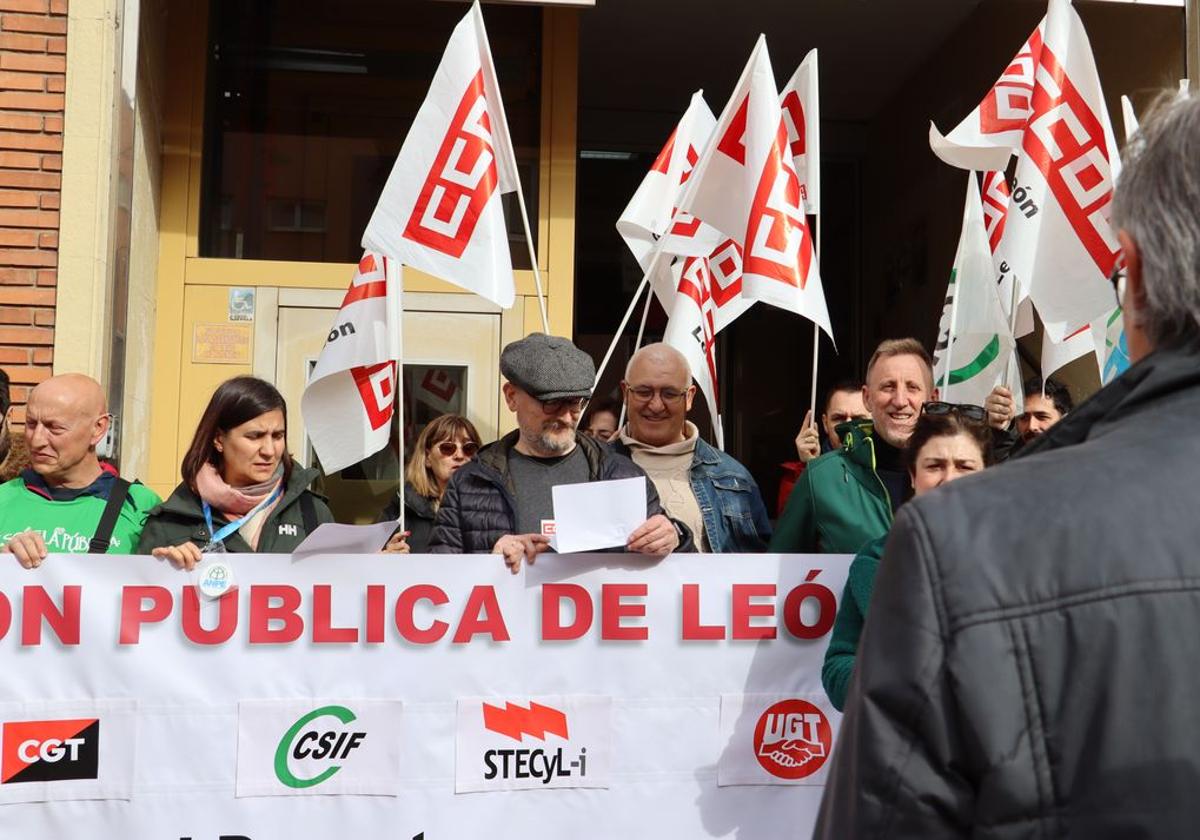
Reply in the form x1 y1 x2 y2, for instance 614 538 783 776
137 466 334 554
768 420 893 554
822 534 885 711
0 474 161 554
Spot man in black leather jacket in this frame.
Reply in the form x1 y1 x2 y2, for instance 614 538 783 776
815 94 1200 837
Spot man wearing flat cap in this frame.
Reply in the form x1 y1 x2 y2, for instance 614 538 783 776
430 333 691 568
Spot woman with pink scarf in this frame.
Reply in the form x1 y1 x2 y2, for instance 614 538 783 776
138 377 334 569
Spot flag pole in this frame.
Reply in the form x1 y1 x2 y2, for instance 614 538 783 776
385 257 406 535
942 264 963 401
514 183 550 333
1002 273 1021 385
617 286 655 429
809 215 822 420
594 241 668 396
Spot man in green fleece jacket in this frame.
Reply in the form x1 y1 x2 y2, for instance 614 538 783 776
769 338 937 555
1 375 159 567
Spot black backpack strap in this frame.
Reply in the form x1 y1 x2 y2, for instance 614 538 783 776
89 478 131 554
299 491 317 535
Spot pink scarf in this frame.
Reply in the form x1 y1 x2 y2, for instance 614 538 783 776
195 463 284 549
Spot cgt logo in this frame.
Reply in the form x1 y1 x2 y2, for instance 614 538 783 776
1 718 100 784
753 699 831 780
274 705 367 789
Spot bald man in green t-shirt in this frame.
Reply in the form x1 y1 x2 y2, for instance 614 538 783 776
0 374 159 567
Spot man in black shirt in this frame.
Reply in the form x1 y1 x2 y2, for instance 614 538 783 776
429 333 689 568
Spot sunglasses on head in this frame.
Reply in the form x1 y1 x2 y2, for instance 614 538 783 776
435 440 479 457
922 401 987 423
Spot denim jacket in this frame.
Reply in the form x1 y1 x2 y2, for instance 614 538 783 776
610 436 772 553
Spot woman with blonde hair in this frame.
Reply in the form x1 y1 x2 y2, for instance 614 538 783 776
380 413 482 554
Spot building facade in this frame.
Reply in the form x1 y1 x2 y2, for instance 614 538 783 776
1 0 1193 515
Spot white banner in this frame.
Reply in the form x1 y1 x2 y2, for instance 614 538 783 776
0 553 849 838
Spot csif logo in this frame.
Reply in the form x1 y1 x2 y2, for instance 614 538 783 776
752 699 831 780
1 718 100 784
274 705 367 789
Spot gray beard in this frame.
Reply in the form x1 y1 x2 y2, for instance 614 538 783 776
525 427 576 458
535 429 575 455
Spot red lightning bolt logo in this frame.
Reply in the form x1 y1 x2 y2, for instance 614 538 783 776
482 702 569 742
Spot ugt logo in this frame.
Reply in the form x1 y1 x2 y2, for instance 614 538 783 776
404 69 499 257
752 699 831 780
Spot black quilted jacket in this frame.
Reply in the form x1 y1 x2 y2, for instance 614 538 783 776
428 430 690 554
815 346 1200 838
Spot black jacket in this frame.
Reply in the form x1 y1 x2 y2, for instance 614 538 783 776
429 430 691 554
377 482 438 554
815 347 1200 838
137 466 334 554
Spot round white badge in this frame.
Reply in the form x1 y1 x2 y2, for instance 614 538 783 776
196 558 236 600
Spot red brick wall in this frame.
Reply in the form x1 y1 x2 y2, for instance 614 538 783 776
0 0 64 423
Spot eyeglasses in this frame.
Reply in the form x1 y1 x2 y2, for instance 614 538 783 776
435 440 479 457
626 385 689 404
922 401 987 423
538 397 587 415
1109 264 1127 309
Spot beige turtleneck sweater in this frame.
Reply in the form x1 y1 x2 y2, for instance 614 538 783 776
620 421 707 552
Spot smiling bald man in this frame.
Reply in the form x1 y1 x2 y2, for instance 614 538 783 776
0 374 160 568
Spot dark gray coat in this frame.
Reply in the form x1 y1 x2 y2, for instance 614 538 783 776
429 430 690 554
815 346 1200 838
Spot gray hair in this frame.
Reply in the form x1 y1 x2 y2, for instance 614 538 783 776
1112 91 1200 349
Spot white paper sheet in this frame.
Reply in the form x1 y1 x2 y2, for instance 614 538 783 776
292 521 399 558
551 476 647 554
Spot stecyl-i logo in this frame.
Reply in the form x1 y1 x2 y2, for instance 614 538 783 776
455 695 611 793
481 702 585 784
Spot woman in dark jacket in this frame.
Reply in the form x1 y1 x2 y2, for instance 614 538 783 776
379 414 481 553
821 404 993 710
138 376 333 568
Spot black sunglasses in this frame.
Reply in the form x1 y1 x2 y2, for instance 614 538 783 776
922 401 987 423
435 440 479 457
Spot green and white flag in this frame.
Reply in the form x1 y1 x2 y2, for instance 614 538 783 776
934 174 1019 407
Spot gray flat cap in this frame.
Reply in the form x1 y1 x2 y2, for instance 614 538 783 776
500 333 595 401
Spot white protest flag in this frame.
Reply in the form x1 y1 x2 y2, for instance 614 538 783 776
362 1 518 308
931 0 1121 342
301 254 401 473
933 175 1017 406
662 254 725 447
1042 322 1099 381
672 36 832 339
617 91 718 272
779 48 820 214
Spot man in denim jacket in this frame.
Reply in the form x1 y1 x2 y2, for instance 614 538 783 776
607 344 771 553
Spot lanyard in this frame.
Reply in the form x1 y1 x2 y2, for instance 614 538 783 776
202 483 284 546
